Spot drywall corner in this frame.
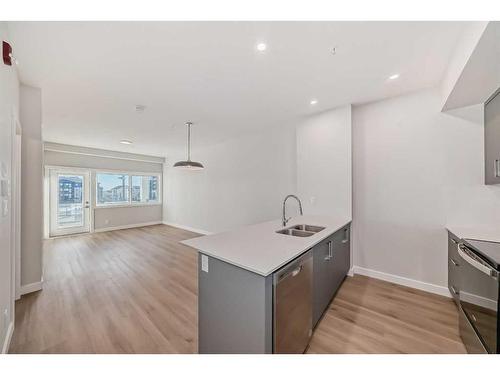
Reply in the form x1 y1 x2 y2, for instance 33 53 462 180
20 84 43 287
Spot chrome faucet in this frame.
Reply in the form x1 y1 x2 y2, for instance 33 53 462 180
282 194 303 227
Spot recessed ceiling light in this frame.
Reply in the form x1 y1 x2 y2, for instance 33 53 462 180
256 43 267 52
388 74 400 80
120 140 133 145
310 99 318 105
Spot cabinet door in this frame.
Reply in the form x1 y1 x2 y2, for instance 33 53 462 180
448 232 461 305
313 237 334 327
330 225 350 293
485 90 500 185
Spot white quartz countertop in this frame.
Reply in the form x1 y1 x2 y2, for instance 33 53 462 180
446 225 500 243
181 215 351 277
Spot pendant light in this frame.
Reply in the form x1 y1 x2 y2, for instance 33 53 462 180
174 122 204 170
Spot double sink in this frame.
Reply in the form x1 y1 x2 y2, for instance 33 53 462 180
276 224 325 237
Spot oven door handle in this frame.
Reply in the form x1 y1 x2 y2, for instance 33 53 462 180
458 244 498 280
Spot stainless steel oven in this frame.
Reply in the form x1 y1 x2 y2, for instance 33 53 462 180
457 241 500 353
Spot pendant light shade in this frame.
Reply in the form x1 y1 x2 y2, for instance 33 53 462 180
174 122 204 170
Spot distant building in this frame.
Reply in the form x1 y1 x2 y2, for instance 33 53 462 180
149 177 158 201
110 185 127 202
97 183 104 203
131 185 141 201
59 176 82 203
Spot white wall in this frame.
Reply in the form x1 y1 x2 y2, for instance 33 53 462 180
0 22 19 353
94 205 162 230
163 126 297 234
352 87 500 289
20 85 43 289
44 149 163 173
297 105 352 219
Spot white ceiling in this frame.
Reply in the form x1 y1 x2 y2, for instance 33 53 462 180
8 21 467 157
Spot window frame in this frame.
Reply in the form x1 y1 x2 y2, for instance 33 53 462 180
130 174 161 205
94 170 162 208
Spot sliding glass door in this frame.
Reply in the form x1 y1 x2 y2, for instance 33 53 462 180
49 169 91 236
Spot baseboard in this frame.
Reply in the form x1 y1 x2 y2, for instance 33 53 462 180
1 321 14 354
352 266 452 298
20 280 43 296
162 221 213 235
94 221 162 233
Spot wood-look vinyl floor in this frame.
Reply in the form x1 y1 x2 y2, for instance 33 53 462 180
9 224 466 354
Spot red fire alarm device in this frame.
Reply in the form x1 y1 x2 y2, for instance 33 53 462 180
3 41 12 66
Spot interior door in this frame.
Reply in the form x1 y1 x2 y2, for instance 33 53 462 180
49 169 90 237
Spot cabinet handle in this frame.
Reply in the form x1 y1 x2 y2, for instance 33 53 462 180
325 241 332 261
342 228 349 243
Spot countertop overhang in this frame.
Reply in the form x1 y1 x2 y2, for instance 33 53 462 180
181 215 351 276
446 225 500 243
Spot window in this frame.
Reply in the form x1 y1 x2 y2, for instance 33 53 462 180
131 175 159 203
96 173 129 205
95 172 161 207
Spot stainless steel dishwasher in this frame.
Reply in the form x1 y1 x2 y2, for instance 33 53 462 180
273 249 313 353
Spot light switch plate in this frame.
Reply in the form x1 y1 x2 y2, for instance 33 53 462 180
0 180 5 197
201 255 209 273
0 179 10 197
2 198 8 217
0 162 6 178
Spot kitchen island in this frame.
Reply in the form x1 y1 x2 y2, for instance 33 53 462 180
182 215 351 354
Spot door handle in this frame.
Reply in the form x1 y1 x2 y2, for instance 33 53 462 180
278 264 303 283
458 243 498 279
290 265 302 277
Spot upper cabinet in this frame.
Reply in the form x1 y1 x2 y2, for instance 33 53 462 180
485 90 500 185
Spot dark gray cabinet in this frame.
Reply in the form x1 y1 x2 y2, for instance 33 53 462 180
313 224 351 327
198 222 352 353
332 226 350 291
485 89 500 185
313 236 334 325
447 231 461 305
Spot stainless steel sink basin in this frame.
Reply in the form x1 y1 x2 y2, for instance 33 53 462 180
276 228 314 237
291 224 325 233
